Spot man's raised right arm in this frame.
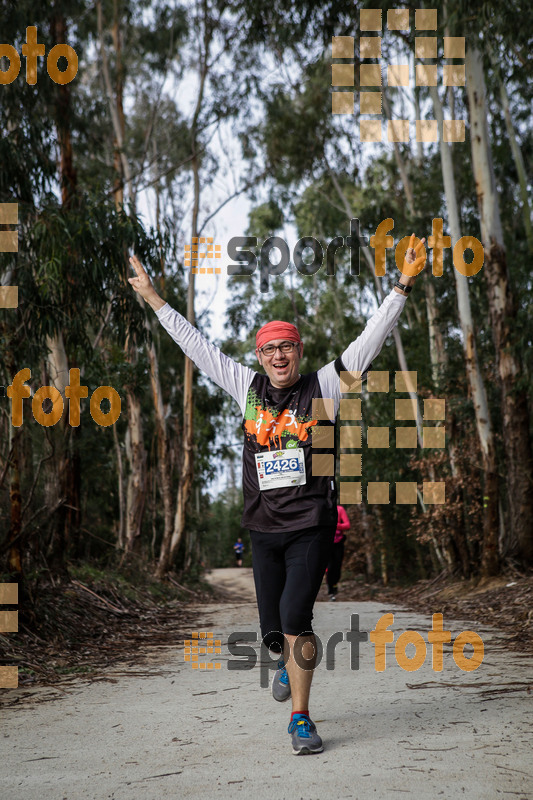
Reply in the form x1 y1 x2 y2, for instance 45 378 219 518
128 256 254 414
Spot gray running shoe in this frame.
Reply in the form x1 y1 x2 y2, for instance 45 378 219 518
271 658 291 702
288 714 323 755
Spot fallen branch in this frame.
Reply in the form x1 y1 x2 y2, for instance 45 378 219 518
406 680 531 690
70 580 130 615
166 576 197 596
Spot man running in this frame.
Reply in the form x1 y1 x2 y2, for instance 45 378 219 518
128 234 425 755
326 504 350 601
234 537 244 567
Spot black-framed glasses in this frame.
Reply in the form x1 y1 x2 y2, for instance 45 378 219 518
259 341 300 357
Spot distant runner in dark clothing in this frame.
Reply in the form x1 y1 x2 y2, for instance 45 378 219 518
326 505 350 601
234 537 244 567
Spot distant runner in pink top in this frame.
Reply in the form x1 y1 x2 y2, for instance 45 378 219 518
326 505 350 599
334 505 350 542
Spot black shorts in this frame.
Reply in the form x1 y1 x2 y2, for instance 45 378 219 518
249 525 335 653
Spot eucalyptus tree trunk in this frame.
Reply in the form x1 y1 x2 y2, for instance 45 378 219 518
111 0 126 206
158 13 212 576
466 45 533 566
382 90 446 390
497 76 533 253
43 331 71 575
423 275 446 388
147 323 174 560
97 1 133 199
361 505 375 580
430 83 499 576
124 379 147 552
332 108 455 566
327 168 448 569
99 1 152 555
139 146 174 568
374 508 388 585
6 399 22 577
164 153 200 571
98 1 126 547
112 423 125 549
41 12 81 573
51 13 77 205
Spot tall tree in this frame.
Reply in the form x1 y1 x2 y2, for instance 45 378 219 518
428 85 499 576
466 43 533 566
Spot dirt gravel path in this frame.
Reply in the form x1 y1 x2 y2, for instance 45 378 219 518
1 568 532 799
203 567 256 602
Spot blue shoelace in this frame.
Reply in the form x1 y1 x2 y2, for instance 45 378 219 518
288 714 312 737
277 658 289 685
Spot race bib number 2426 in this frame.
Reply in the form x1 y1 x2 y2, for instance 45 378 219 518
254 448 306 491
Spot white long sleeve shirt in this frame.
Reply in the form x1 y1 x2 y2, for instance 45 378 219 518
155 289 407 531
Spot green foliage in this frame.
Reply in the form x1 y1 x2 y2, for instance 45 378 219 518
202 493 249 568
1 0 532 590
260 60 331 185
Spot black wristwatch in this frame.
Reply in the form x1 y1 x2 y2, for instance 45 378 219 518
394 280 413 294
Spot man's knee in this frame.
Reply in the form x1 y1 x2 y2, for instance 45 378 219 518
284 631 323 670
281 608 313 637
262 629 284 654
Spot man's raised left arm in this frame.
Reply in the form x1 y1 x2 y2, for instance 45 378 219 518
317 233 427 404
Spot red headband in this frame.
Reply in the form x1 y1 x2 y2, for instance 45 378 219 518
256 320 301 350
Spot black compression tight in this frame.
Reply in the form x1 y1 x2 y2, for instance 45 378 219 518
249 525 335 654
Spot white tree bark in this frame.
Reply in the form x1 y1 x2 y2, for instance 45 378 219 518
327 169 448 568
465 44 533 567
124 381 147 551
429 85 494 465
429 82 500 574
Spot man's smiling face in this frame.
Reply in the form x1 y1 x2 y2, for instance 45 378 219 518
256 339 304 389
